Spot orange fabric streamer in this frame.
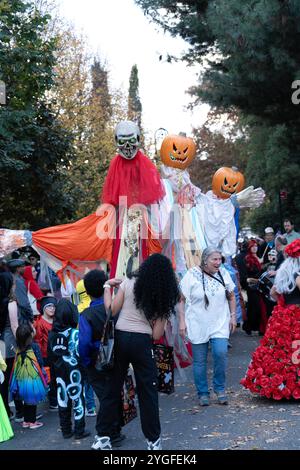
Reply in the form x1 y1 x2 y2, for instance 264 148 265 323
32 212 114 265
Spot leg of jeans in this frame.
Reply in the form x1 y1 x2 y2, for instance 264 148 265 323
24 404 36 422
210 338 228 393
191 342 209 396
84 382 96 410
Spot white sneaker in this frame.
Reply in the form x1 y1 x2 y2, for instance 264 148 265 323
147 437 162 450
91 435 112 450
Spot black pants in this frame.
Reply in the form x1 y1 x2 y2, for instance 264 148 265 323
97 330 161 442
86 366 122 439
24 404 37 423
243 288 262 332
44 358 57 407
0 356 23 418
58 388 85 437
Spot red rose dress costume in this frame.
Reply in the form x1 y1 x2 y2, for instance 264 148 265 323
241 239 300 400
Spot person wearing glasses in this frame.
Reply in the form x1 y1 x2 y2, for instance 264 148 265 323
34 296 58 411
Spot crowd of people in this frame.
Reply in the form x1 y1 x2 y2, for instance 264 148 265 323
0 217 300 450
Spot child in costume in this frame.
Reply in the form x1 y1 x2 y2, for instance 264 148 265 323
48 299 90 439
10 323 48 429
34 296 58 410
0 350 14 442
75 280 96 417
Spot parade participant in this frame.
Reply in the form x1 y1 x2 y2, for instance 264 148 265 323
258 227 275 266
0 128 264 285
34 296 56 358
75 279 96 417
91 254 180 451
0 121 165 284
0 272 20 419
78 269 125 448
273 235 287 272
34 296 58 410
48 299 90 439
158 134 265 276
10 323 48 429
22 265 43 315
241 240 267 335
241 238 300 400
7 259 33 325
178 247 236 406
76 279 91 313
28 250 41 281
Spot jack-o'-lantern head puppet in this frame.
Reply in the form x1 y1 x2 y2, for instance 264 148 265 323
115 121 140 160
212 166 245 199
160 133 196 170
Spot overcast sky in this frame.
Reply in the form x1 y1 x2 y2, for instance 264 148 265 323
58 0 209 139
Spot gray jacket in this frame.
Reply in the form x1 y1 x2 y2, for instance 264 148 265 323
15 274 33 322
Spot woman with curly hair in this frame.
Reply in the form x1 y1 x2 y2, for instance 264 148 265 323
91 253 180 451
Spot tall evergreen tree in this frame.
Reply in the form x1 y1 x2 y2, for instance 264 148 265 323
136 0 300 231
0 0 74 229
91 59 112 125
128 64 142 130
53 27 127 218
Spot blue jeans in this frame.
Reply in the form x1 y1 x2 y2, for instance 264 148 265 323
192 338 228 396
84 382 96 411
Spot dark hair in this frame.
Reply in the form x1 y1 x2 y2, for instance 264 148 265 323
284 218 294 225
275 235 288 246
28 249 39 259
133 253 180 322
16 323 33 351
84 269 107 299
245 239 261 271
53 299 78 331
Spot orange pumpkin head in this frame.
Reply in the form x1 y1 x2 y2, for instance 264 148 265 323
212 166 245 199
160 134 196 170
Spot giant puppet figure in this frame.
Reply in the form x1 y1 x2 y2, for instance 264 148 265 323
0 124 265 283
0 121 165 282
157 133 265 278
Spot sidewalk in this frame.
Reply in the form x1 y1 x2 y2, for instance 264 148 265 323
2 328 300 450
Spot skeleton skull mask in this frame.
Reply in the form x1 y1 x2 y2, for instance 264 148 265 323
115 121 140 160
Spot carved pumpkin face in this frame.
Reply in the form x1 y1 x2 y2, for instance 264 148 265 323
212 167 245 199
160 134 196 170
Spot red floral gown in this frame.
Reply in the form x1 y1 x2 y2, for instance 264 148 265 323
241 287 300 400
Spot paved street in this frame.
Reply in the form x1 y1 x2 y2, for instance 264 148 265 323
2 328 300 451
